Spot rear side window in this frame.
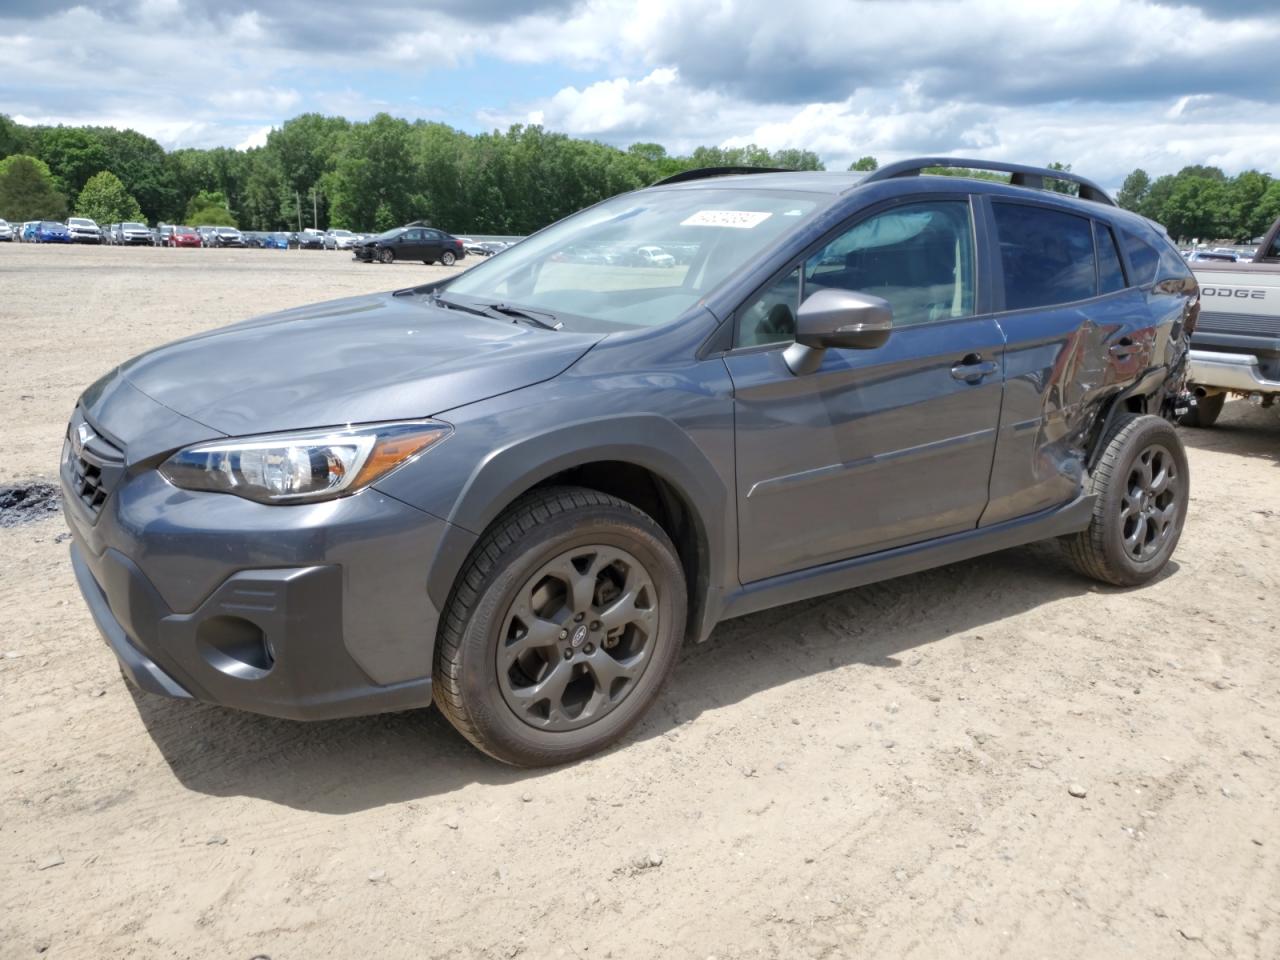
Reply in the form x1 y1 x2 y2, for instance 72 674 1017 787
1119 227 1161 286
992 202 1096 310
1095 222 1127 294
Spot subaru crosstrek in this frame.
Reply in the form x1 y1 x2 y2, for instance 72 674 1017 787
63 159 1197 766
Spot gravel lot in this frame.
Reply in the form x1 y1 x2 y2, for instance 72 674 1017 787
2 243 1278 959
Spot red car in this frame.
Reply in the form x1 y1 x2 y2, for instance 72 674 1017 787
168 225 202 248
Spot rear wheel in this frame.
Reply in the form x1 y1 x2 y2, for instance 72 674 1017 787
1062 414 1189 586
433 486 687 766
1177 391 1225 428
440 250 456 266
379 248 395 264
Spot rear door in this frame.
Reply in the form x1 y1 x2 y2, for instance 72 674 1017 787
981 199 1155 525
726 195 1006 583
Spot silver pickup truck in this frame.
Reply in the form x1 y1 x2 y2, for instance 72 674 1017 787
1182 216 1280 426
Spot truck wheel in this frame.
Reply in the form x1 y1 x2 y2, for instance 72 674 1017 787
434 486 687 767
1177 392 1225 429
1062 414 1189 587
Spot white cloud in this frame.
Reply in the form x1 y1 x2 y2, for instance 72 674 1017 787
1 0 1278 186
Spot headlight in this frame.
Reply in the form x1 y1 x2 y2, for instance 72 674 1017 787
158 420 450 504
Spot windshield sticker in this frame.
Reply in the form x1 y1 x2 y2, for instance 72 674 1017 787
681 210 773 229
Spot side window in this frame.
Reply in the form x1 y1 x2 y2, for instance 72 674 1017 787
992 202 1095 310
804 200 975 328
1268 233 1280 260
1118 226 1161 287
736 268 801 347
1095 222 1127 294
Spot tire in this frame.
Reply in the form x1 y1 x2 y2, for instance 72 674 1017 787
1062 413 1189 587
433 486 687 767
379 248 395 264
440 250 456 266
1177 392 1225 428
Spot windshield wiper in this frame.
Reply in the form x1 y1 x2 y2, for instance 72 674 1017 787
428 291 562 330
483 302 563 331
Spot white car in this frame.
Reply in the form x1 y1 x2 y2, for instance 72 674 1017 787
635 245 676 267
66 217 102 244
323 229 357 250
0 219 12 241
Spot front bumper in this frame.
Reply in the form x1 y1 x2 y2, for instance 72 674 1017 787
1189 349 1280 394
62 407 470 720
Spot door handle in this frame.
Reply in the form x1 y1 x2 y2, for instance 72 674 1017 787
950 354 999 382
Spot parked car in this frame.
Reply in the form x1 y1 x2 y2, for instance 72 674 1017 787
117 222 152 246
61 158 1194 766
1187 250 1237 263
195 226 218 247
323 229 357 250
66 217 102 244
1179 212 1280 425
22 221 41 242
634 245 676 267
35 220 73 243
263 232 290 250
466 239 513 257
168 225 201 248
0 219 12 241
353 225 464 265
208 226 244 248
157 224 174 246
295 230 325 250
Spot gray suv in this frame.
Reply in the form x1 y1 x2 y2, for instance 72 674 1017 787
62 159 1197 766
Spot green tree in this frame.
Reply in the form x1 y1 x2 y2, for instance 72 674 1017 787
1162 176 1231 241
1116 168 1151 212
328 113 417 230
184 189 237 226
849 156 879 171
97 127 177 222
0 154 68 221
36 127 110 199
75 170 144 224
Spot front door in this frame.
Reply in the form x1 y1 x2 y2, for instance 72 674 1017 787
726 197 1005 583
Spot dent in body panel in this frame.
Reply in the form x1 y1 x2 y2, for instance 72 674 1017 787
982 289 1155 526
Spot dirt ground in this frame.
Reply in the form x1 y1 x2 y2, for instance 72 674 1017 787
1 243 1278 960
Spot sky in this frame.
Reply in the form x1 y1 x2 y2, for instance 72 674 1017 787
2 0 1278 191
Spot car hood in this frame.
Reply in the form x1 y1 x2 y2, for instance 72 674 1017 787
113 291 604 436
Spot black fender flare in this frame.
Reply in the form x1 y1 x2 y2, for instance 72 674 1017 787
423 415 733 644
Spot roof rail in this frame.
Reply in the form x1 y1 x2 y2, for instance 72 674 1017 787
863 157 1115 206
652 166 790 187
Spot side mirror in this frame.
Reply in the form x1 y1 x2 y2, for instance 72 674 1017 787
783 289 893 375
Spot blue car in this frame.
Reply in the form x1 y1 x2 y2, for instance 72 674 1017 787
263 232 290 250
21 221 40 242
35 220 73 243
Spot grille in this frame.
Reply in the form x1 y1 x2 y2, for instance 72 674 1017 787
65 418 125 519
1195 309 1280 338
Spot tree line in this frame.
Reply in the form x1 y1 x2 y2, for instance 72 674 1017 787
2 111 1275 241
0 112 820 234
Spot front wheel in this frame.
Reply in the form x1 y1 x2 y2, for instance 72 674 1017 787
440 250 456 266
379 248 395 264
1062 413 1189 586
1177 391 1225 429
434 487 687 766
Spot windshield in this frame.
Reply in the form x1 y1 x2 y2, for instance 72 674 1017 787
124 222 146 229
69 218 93 226
377 228 405 240
41 221 63 228
445 187 822 329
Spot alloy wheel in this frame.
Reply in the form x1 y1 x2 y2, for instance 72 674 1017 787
497 545 658 731
1120 443 1180 562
